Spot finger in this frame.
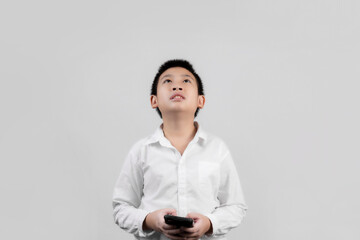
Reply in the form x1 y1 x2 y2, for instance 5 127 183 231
176 233 200 240
163 233 186 240
180 226 198 233
179 231 199 238
165 228 183 235
162 224 179 230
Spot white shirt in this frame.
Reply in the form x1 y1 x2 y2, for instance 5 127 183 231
112 121 248 240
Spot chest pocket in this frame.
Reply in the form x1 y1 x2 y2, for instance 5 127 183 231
198 161 220 195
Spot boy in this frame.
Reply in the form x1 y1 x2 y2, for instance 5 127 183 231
113 59 248 240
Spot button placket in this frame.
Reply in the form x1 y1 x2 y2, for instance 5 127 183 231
174 141 196 216
175 150 188 216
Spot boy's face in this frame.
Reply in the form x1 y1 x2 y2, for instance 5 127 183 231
150 67 205 118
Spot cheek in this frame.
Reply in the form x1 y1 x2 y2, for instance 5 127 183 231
156 92 169 106
159 91 169 99
188 96 200 107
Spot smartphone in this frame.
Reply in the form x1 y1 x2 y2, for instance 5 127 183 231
164 214 194 228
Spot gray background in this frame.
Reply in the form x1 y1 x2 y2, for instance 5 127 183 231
1 0 359 239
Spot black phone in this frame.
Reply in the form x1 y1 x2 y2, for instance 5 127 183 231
164 214 194 228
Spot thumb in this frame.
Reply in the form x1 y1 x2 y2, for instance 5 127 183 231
164 208 177 216
186 212 199 219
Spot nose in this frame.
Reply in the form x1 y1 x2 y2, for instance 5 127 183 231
172 87 182 91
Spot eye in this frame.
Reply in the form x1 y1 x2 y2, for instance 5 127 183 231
184 79 191 83
163 79 171 83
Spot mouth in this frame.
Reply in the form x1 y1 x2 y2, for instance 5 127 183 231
170 93 185 101
171 96 185 102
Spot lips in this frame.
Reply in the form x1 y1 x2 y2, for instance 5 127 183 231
170 93 185 100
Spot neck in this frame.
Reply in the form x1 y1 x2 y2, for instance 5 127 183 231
161 114 197 140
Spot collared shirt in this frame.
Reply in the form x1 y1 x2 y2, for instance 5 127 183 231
112 121 248 240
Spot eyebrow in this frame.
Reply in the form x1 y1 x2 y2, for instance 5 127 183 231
160 74 195 81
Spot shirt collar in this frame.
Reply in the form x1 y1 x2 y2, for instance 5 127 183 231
145 121 207 146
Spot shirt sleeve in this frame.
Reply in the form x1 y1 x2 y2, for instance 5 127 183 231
112 147 156 238
204 149 248 237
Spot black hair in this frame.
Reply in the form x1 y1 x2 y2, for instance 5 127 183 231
151 59 205 119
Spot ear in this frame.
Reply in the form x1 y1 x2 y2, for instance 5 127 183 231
150 95 158 109
197 95 205 109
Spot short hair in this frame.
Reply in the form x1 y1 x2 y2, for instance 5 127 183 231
151 59 205 119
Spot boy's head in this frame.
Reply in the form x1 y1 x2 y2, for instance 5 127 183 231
150 59 205 119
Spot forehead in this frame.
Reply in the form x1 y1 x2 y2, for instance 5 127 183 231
159 67 195 80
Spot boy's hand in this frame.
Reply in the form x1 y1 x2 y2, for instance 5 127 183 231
178 212 213 239
143 208 184 240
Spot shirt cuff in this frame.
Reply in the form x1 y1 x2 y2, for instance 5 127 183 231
204 213 218 237
137 209 157 238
